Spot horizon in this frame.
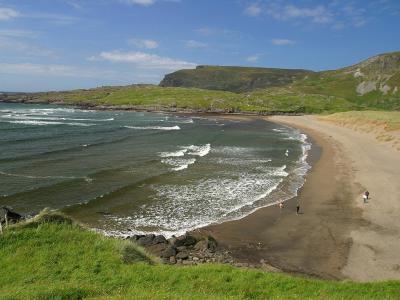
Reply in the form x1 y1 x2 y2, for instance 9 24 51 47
0 0 400 92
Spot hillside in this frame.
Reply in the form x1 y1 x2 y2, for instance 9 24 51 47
1 51 399 113
160 65 314 93
1 212 400 299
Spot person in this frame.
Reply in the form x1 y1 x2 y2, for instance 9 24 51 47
363 193 368 203
296 203 300 215
279 202 283 209
365 191 370 200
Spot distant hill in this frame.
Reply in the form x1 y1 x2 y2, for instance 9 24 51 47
159 65 314 93
159 52 400 110
1 51 399 113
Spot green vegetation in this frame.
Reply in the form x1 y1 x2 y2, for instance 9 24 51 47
160 65 313 93
1 51 399 113
320 111 400 131
1 213 400 299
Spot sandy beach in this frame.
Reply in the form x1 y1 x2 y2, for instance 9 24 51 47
200 115 400 282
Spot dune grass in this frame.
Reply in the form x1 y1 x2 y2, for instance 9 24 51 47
1 212 400 299
319 111 400 150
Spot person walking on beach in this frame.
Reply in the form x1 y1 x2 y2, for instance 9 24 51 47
363 192 368 203
296 203 300 215
365 191 370 200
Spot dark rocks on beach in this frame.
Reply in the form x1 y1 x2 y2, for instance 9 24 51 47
161 246 177 258
1 207 23 226
127 232 275 272
176 251 189 260
137 234 155 246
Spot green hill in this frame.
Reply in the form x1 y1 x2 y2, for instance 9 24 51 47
1 51 399 113
160 65 314 93
1 213 400 299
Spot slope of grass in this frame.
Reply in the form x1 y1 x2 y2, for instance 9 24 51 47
319 111 400 150
160 65 314 93
1 213 400 299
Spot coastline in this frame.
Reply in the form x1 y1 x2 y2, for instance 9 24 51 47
196 116 360 280
3 101 400 281
197 115 400 282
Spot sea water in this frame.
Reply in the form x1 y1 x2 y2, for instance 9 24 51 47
0 103 310 237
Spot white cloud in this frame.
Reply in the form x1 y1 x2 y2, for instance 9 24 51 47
0 37 55 57
185 40 207 48
271 39 295 46
245 3 262 16
90 51 196 70
0 62 122 79
0 29 38 38
129 38 159 49
266 4 333 24
123 0 156 6
246 55 260 62
0 7 20 21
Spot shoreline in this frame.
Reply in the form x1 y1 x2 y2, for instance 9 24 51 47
195 117 360 280
198 115 400 282
3 101 400 281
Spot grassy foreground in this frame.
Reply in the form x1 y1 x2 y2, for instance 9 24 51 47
1 213 400 299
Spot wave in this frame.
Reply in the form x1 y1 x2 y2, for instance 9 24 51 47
4 120 96 127
161 158 196 171
1 114 114 122
159 149 187 158
185 144 211 157
124 125 180 131
0 170 90 181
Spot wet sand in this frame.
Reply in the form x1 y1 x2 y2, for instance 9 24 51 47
199 115 400 281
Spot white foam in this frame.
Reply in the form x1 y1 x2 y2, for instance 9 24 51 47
1 114 113 122
124 125 180 131
161 158 196 171
185 144 211 157
5 120 95 126
159 149 187 158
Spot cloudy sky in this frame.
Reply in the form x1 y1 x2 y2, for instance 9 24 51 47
0 0 399 91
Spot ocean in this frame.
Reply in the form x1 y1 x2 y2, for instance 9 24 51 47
0 102 310 237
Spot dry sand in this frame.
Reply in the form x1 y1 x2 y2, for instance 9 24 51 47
200 115 400 282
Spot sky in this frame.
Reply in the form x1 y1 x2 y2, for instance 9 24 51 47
0 0 399 92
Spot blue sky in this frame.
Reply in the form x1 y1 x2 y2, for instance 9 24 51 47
0 0 399 92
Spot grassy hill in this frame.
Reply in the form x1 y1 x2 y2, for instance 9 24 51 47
1 212 400 299
1 51 399 113
159 65 314 93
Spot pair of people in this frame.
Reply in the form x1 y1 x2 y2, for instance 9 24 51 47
363 191 370 203
278 201 300 214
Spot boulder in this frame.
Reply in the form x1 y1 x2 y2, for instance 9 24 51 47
176 251 189 260
153 235 167 244
161 246 177 258
137 234 155 246
169 234 197 247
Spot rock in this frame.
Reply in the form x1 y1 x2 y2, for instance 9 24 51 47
129 234 145 241
147 243 168 256
183 235 197 246
169 256 177 264
176 251 189 260
153 235 167 244
160 246 177 258
177 246 187 252
137 234 155 246
192 257 199 262
194 240 208 251
170 234 197 247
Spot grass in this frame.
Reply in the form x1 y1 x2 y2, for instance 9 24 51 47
320 111 400 131
319 111 400 150
1 212 400 299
